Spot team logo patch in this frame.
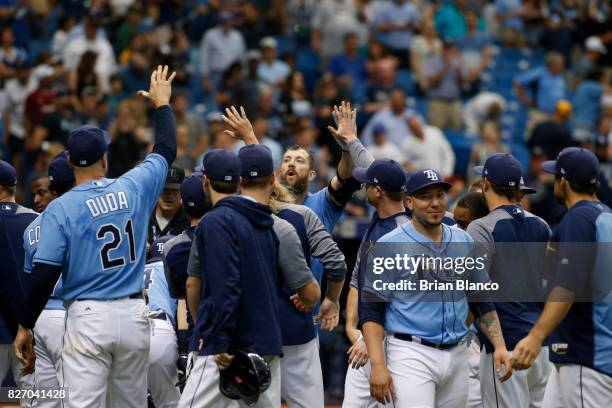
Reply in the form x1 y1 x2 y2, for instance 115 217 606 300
250 171 258 177
225 176 232 181
423 170 438 181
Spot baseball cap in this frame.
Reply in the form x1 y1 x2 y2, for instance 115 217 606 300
165 166 185 189
404 169 452 195
353 159 406 192
519 178 536 195
0 160 17 187
238 144 274 179
67 125 111 167
541 147 600 186
180 175 207 210
586 36 607 54
373 123 386 134
48 151 75 186
260 37 278 49
474 153 522 188
202 149 242 182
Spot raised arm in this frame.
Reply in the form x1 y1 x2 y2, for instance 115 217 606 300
222 106 258 145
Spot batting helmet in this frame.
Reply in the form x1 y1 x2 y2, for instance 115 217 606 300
219 351 271 406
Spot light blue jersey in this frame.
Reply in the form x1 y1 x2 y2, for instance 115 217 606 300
144 259 177 326
34 154 168 300
378 222 487 345
23 215 64 310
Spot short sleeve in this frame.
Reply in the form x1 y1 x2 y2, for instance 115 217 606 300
22 225 35 273
120 153 169 212
305 188 343 232
187 237 202 278
516 67 543 87
33 204 68 267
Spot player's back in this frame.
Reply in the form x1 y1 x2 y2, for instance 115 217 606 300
36 154 167 301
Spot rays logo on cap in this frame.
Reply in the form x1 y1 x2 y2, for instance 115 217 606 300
509 181 516 186
225 176 232 181
424 170 439 181
373 177 379 183
250 171 258 177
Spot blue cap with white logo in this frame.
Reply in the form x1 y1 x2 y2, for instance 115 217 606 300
405 169 452 195
0 160 17 187
474 153 522 188
67 125 111 167
180 175 208 210
541 147 599 186
48 151 75 187
353 159 406 192
202 149 242 182
238 144 274 179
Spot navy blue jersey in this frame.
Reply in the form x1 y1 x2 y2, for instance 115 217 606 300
0 203 37 343
548 200 612 376
467 205 551 352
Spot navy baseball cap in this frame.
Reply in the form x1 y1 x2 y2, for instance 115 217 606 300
405 169 452 195
165 166 185 189
541 147 599 186
474 153 522 188
202 149 242 182
67 125 111 167
519 178 536 195
0 160 17 187
180 175 207 210
48 151 75 186
238 145 274 179
353 159 406 192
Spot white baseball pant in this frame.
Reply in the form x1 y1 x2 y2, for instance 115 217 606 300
480 348 550 408
0 343 34 407
32 309 66 408
386 335 469 407
343 359 389 408
148 316 180 408
466 332 483 408
281 337 324 408
178 354 281 408
542 363 612 408
62 298 150 408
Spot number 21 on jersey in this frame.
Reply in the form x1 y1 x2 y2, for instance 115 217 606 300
96 218 136 270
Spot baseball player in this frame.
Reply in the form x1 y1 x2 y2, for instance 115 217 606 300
0 160 37 400
180 148 320 407
30 173 54 213
362 169 513 407
467 153 552 408
513 147 612 407
13 65 177 408
343 159 409 408
22 152 75 408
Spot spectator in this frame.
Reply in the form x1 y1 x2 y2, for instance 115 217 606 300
3 62 37 168
216 61 244 110
466 121 508 184
0 26 28 86
147 166 190 245
515 52 567 139
367 123 405 163
161 30 191 89
400 115 455 177
107 99 150 177
174 124 196 172
372 0 420 65
573 36 607 86
327 32 367 89
29 86 80 152
310 0 368 60
62 17 117 92
199 12 246 93
423 41 463 131
24 67 56 136
233 116 284 168
256 85 285 139
410 19 442 91
463 92 506 133
366 40 399 77
521 0 549 48
528 100 573 160
257 37 290 89
68 50 101 96
280 70 312 127
435 0 482 41
231 50 263 115
284 0 317 45
77 86 107 128
51 15 76 60
365 58 398 113
573 68 605 144
457 11 493 93
107 73 127 116
495 0 525 47
171 93 208 160
361 88 412 147
313 73 348 160
114 4 142 55
540 0 578 63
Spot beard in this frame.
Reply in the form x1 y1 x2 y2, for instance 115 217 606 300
280 172 309 197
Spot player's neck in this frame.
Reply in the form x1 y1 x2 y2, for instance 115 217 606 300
241 188 271 205
485 193 513 212
210 191 233 206
156 206 179 221
0 194 15 203
293 190 308 205
565 192 597 209
75 171 104 186
376 200 405 219
412 219 443 242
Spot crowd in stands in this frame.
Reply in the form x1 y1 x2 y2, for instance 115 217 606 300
0 1 611 401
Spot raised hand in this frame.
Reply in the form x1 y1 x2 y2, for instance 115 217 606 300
138 65 176 108
328 100 358 146
222 106 258 144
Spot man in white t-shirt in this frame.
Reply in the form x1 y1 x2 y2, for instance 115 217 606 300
400 115 455 177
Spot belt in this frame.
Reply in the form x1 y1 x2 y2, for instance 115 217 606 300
76 292 143 301
150 312 167 321
393 333 459 350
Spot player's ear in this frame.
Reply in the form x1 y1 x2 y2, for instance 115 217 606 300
308 170 316 182
269 173 276 186
405 195 414 211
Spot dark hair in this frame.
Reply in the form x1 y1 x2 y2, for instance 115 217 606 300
286 145 316 171
586 67 605 82
490 183 520 201
50 181 75 197
565 178 600 195
241 175 273 190
31 173 49 183
210 179 240 194
0 185 16 196
77 50 98 79
456 192 489 220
